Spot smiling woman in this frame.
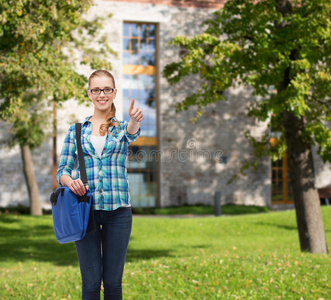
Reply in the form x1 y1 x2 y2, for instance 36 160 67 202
56 69 144 299
87 70 120 136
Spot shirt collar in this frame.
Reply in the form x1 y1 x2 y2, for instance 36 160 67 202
82 116 92 126
82 116 118 126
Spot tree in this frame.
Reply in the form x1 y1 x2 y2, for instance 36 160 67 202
163 0 330 253
0 0 114 215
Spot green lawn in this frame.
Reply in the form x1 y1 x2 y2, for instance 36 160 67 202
0 207 330 299
1 203 270 216
131 204 270 215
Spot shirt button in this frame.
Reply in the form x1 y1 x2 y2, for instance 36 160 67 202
99 179 102 182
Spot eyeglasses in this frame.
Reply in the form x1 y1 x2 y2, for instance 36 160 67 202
89 88 115 95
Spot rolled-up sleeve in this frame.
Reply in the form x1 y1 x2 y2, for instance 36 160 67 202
56 125 77 185
122 121 141 143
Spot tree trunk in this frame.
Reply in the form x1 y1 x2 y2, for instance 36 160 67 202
282 111 328 253
280 52 328 253
20 144 42 216
276 0 327 254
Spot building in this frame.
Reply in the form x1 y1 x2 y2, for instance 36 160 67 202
0 0 330 209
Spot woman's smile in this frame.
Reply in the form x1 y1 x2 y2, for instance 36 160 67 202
97 99 109 104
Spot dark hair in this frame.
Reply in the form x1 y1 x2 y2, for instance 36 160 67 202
89 70 121 136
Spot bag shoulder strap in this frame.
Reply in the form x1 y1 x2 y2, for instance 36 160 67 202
75 123 88 185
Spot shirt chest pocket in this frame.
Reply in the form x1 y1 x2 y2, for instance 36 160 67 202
105 136 123 154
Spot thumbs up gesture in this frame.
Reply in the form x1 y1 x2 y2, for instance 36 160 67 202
128 98 144 124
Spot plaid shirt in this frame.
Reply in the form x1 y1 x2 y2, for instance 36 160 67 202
56 116 140 211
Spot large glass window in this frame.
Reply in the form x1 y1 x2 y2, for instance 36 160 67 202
122 74 156 137
123 23 155 66
123 22 158 207
127 145 157 207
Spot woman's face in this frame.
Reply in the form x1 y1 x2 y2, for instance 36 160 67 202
88 75 117 112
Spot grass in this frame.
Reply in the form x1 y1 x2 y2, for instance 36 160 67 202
1 203 270 216
132 204 271 215
0 207 330 299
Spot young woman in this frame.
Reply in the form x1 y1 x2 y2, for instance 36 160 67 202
56 69 143 300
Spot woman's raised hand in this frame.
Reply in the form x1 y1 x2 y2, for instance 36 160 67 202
128 99 144 123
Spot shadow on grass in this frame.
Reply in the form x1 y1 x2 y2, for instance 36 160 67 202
0 227 79 266
0 216 24 224
126 249 172 262
257 222 331 233
255 222 298 231
191 244 208 249
0 215 83 266
0 215 173 266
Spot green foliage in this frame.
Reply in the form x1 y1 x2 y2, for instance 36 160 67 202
0 207 330 298
0 0 115 148
163 0 331 168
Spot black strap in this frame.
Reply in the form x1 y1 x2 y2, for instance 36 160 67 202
75 123 88 185
75 123 95 234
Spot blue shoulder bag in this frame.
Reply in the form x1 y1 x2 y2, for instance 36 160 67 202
50 123 95 244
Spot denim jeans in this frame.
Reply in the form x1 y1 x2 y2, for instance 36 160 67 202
75 207 132 300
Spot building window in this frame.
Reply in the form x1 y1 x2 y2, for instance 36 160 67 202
122 22 158 207
122 74 156 137
123 23 155 66
269 113 293 204
271 152 293 204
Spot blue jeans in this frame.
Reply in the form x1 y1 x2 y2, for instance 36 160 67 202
75 207 132 300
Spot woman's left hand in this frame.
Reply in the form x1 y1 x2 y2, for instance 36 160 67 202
128 98 144 123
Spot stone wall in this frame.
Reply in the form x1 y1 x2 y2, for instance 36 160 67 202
104 0 225 9
159 83 271 207
0 121 53 208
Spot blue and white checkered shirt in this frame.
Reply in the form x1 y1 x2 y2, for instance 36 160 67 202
56 116 140 211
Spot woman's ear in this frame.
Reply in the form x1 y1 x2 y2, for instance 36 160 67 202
87 90 92 100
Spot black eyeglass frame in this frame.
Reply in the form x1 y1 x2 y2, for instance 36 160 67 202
88 88 116 95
